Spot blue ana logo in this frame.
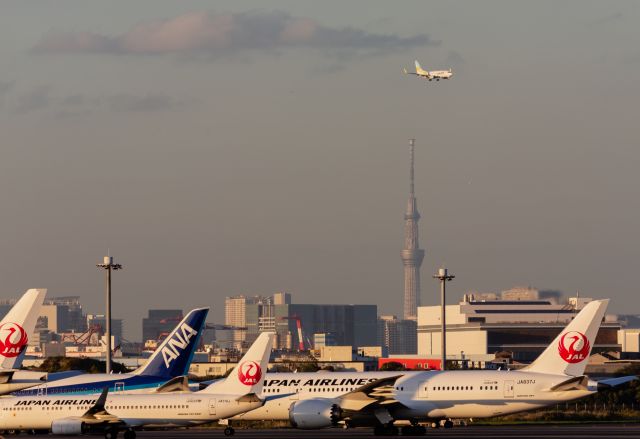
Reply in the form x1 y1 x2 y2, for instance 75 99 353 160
161 323 198 368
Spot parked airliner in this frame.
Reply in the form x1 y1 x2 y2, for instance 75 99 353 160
234 299 635 435
404 60 453 81
0 289 48 395
0 332 275 438
15 308 208 396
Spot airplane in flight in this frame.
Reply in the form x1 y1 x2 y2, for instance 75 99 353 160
231 299 635 435
0 289 49 395
14 307 209 397
0 332 275 438
403 60 453 81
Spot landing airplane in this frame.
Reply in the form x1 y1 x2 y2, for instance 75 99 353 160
0 332 275 438
234 299 635 436
0 289 48 395
403 60 452 81
14 308 209 396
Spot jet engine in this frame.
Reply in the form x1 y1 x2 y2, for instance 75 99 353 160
51 419 87 435
289 398 343 429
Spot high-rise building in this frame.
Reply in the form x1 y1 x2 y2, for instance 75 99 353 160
142 309 183 343
401 139 425 320
224 295 263 349
245 299 378 350
41 296 86 333
377 315 417 355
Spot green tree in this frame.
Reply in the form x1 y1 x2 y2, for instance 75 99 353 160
380 361 407 371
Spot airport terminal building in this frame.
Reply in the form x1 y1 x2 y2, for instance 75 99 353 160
417 291 621 362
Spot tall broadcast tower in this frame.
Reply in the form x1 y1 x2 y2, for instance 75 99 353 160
401 139 425 321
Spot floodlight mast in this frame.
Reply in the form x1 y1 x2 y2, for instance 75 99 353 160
433 267 455 370
96 255 122 374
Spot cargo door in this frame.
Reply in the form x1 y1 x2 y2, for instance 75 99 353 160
504 380 514 398
209 399 217 416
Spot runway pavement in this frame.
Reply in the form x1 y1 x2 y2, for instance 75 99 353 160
9 424 640 438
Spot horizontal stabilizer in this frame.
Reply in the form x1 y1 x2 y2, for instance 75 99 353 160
597 376 638 389
236 393 261 403
549 375 589 391
154 375 191 393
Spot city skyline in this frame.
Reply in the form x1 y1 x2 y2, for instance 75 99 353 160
1 2 640 341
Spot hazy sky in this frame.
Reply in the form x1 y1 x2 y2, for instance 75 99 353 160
1 1 639 341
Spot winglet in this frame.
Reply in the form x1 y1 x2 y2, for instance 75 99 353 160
83 387 109 417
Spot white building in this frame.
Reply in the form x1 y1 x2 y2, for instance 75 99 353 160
418 294 620 362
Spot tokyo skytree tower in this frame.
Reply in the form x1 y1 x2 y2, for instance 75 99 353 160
401 139 425 320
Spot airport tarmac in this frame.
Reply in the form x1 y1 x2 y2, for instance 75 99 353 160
15 424 640 438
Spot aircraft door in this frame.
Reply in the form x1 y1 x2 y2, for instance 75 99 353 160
209 399 217 416
114 382 125 393
418 381 428 399
504 380 514 398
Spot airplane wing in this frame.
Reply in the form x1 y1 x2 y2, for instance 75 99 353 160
335 375 403 412
51 388 124 434
80 387 122 424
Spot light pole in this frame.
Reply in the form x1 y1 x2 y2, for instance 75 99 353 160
433 267 454 371
96 255 122 373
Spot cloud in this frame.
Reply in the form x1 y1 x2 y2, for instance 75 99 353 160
0 80 15 107
107 93 182 112
588 12 623 27
33 10 436 57
13 85 51 114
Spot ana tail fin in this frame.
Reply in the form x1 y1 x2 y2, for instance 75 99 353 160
133 307 209 379
524 299 609 377
201 332 274 395
0 289 47 369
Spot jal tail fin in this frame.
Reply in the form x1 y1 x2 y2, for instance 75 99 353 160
524 299 609 377
0 289 47 369
201 332 274 395
133 307 209 379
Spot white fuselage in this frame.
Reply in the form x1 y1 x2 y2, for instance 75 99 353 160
0 392 261 431
391 370 594 420
0 370 48 395
233 371 416 421
235 370 594 423
420 70 452 79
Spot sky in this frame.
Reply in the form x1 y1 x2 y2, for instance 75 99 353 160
1 1 639 341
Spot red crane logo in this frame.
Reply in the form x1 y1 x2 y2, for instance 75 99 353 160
237 360 262 386
0 322 29 358
558 331 590 363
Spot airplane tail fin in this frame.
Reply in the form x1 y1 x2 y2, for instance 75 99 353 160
0 289 47 369
524 299 609 377
132 307 209 379
201 332 274 395
414 60 427 75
